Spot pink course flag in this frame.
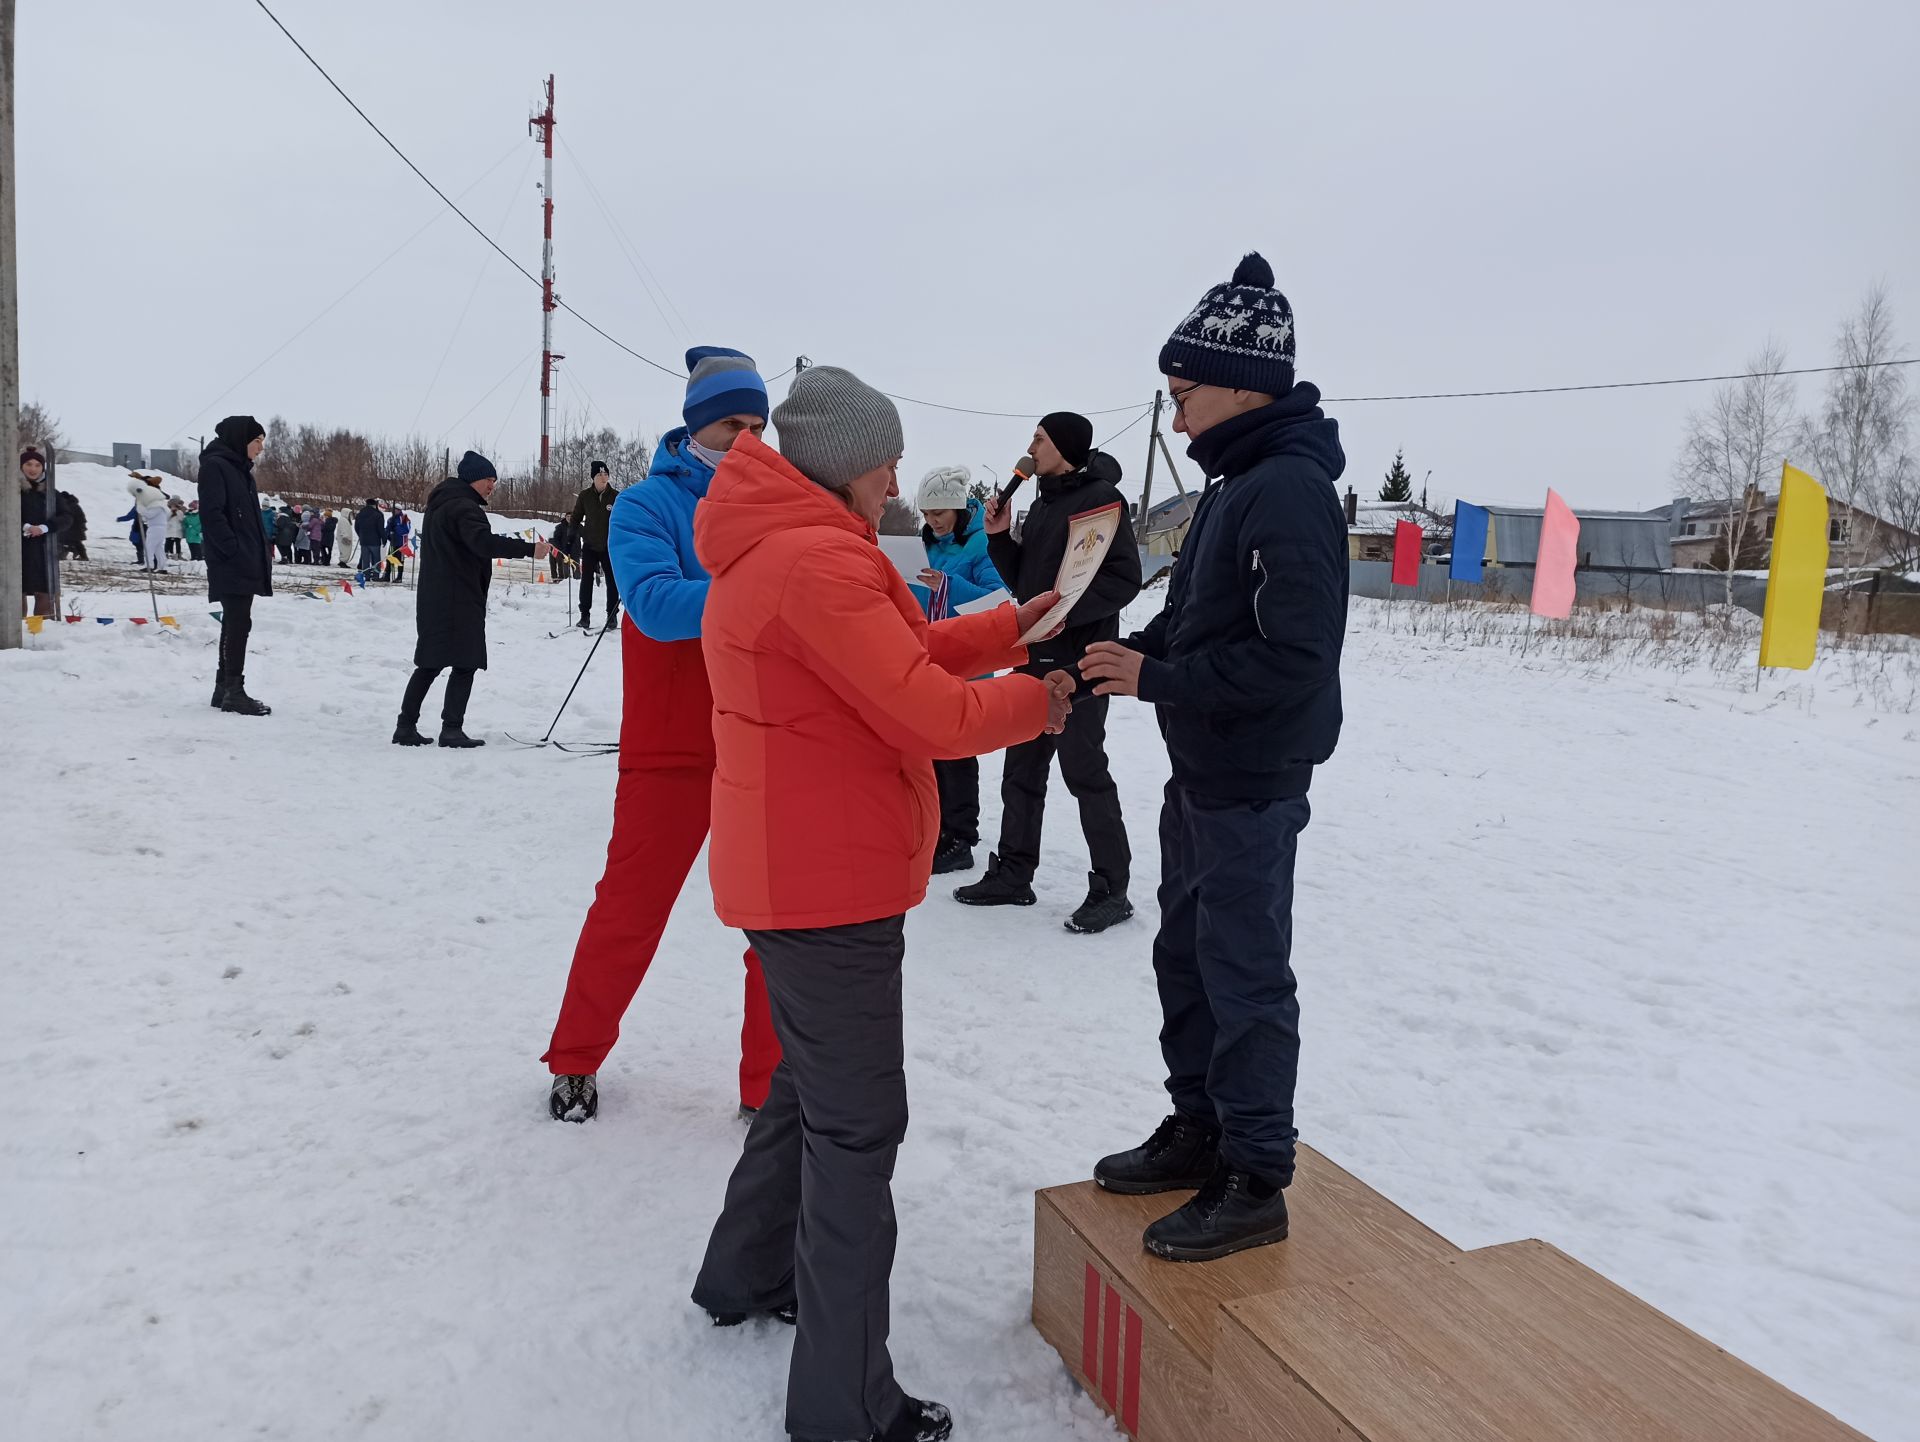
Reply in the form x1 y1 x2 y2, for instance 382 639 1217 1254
1530 489 1580 619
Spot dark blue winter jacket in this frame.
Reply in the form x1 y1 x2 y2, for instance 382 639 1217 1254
1130 383 1347 800
606 428 713 642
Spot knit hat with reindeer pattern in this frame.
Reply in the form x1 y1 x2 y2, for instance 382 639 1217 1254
1159 252 1295 397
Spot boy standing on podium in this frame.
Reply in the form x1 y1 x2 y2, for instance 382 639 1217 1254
1079 253 1348 1262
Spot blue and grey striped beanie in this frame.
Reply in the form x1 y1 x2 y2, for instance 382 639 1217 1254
683 347 770 434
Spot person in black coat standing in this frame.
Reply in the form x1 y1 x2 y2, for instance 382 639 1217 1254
19 447 73 617
569 460 619 630
354 498 386 578
1079 253 1347 1263
197 416 275 716
955 413 1142 934
393 452 547 748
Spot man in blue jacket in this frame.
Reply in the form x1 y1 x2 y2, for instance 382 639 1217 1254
1079 253 1347 1262
541 347 782 1125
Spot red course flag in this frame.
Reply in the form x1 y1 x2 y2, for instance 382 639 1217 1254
1391 520 1423 587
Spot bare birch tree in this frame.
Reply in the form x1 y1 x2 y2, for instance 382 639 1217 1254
1674 341 1796 605
1796 285 1914 585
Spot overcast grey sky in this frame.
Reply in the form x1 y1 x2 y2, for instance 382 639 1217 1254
17 0 1919 509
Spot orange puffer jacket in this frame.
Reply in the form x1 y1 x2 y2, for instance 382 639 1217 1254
695 433 1050 930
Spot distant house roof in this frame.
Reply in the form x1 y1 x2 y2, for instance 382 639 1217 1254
1144 493 1196 533
1478 503 1675 570
1350 501 1440 536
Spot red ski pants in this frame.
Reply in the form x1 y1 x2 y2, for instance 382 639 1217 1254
541 627 781 1108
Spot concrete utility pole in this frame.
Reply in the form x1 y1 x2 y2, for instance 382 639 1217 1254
1139 389 1163 523
529 76 561 488
1 0 21 650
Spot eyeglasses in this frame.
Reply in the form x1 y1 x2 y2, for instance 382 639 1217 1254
1169 383 1206 416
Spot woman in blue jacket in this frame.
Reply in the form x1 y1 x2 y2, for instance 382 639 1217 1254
915 466 1007 875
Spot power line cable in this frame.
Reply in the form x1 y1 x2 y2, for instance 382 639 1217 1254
875 390 1145 419
1324 357 1920 404
438 348 539 446
1095 404 1154 450
251 0 684 378
171 138 525 435
559 132 692 341
410 147 540 432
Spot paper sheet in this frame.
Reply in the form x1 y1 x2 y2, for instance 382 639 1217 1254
1018 502 1122 643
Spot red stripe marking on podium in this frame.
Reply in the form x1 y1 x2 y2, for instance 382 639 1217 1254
1122 1305 1143 1432
1102 1283 1121 1409
1082 1264 1100 1383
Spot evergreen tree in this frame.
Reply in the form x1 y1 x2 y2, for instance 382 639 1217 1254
1379 448 1413 502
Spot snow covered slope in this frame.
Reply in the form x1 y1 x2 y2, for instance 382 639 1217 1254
1 592 1914 1440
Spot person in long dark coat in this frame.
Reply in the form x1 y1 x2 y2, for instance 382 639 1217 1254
392 451 545 748
19 447 73 617
197 416 274 716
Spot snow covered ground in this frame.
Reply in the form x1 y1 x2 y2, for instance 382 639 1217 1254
3 575 1916 1441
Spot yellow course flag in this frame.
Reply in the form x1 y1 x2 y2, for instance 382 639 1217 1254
24 615 44 635
158 616 179 627
1759 462 1830 670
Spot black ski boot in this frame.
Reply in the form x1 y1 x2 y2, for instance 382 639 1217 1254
218 678 271 716
1094 1113 1222 1195
577 614 591 631
438 727 486 749
930 834 975 876
706 1300 797 1327
392 720 431 746
877 1397 953 1442
952 853 1035 907
548 1073 598 1122
210 671 228 709
1065 873 1134 934
603 610 620 631
1143 1159 1290 1263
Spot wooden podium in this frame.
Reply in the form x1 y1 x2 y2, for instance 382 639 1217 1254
1033 1150 1872 1442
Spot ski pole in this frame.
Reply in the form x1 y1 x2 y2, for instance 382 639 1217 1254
540 619 611 744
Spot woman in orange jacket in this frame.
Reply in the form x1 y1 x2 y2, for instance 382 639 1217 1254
688 367 1072 1442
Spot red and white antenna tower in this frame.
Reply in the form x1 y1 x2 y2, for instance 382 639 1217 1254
529 75 562 485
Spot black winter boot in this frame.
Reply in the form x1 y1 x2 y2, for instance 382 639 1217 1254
931 834 975 875
876 1397 953 1442
210 672 228 708
548 1073 598 1122
706 1300 796 1327
1095 1113 1222 1195
218 680 271 716
392 720 431 746
952 853 1035 907
1143 1159 1290 1263
1065 873 1134 934
438 727 485 749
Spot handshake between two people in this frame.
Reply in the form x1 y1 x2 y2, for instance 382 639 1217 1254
1011 588 1076 736
1003 592 1145 733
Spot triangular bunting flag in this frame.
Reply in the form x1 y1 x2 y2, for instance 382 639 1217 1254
97 617 114 625
131 617 150 625
24 615 45 635
158 616 179 627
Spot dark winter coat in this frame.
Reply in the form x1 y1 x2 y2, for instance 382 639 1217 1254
986 449 1141 671
570 482 617 551
63 493 87 545
197 439 273 600
550 518 579 557
355 503 385 550
322 514 338 545
273 512 298 548
413 476 535 671
1129 384 1348 801
18 481 73 594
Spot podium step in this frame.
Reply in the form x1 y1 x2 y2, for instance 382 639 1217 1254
1216 1239 1873 1442
1032 1144 1457 1441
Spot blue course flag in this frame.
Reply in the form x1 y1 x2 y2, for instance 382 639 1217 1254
1450 502 1489 583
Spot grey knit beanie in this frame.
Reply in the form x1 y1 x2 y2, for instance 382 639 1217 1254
771 366 904 492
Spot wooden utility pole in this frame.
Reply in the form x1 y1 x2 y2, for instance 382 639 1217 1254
1 0 20 650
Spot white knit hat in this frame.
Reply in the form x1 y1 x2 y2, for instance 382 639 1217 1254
915 465 971 512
